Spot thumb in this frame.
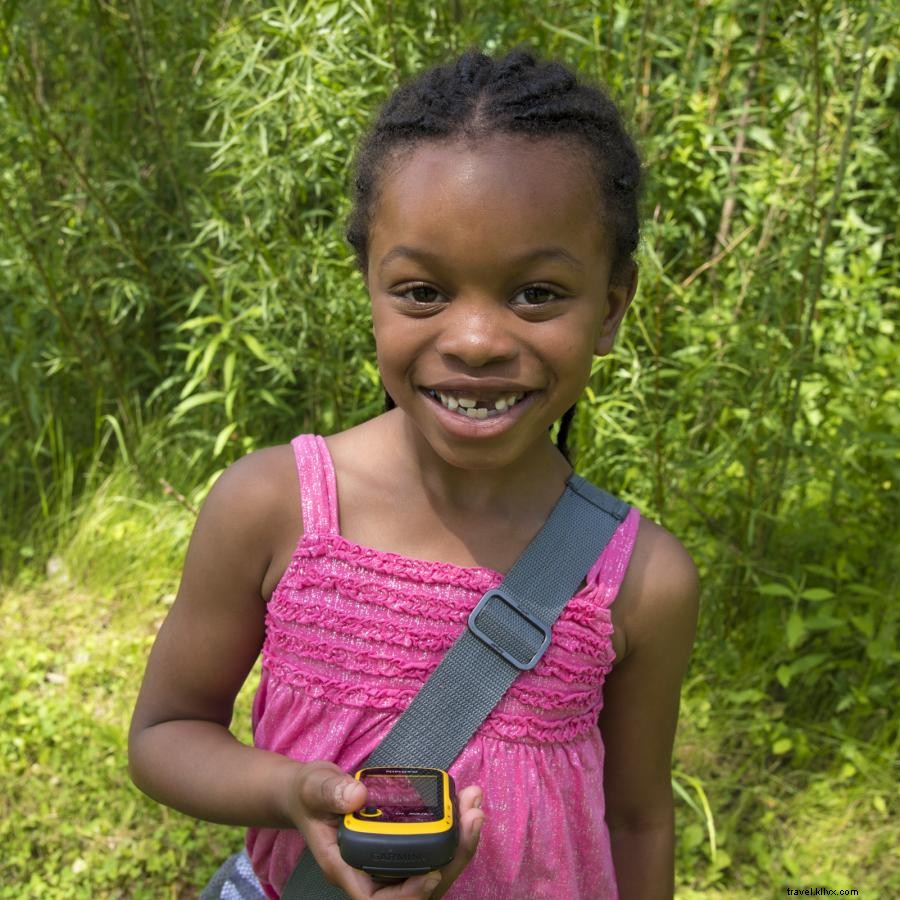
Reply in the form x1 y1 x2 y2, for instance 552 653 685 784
299 763 366 818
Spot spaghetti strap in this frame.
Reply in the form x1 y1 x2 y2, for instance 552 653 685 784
289 434 340 536
586 507 640 611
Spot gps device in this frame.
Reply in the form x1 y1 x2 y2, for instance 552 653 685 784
337 766 458 881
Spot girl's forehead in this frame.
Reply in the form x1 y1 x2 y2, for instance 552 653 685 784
370 136 606 260
381 135 593 202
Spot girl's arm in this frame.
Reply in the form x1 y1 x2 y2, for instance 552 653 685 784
128 447 483 899
598 519 699 900
129 446 302 826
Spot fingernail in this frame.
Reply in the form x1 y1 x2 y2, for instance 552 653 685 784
424 874 442 891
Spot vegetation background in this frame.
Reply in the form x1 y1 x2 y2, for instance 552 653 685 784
0 0 896 896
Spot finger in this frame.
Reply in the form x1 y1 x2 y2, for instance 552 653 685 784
425 788 485 899
457 784 483 814
458 804 485 856
456 785 485 853
291 767 373 899
298 762 367 818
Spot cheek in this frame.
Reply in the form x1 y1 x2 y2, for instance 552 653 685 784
370 303 396 354
371 315 419 382
551 333 598 400
549 323 596 368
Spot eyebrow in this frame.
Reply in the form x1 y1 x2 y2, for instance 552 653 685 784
377 244 584 274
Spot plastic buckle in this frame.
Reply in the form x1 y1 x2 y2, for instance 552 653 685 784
467 588 552 671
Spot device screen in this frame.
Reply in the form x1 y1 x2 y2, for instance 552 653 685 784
355 770 443 823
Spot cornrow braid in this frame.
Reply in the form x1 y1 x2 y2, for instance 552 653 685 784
362 49 641 463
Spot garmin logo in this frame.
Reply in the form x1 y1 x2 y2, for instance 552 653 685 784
372 851 427 863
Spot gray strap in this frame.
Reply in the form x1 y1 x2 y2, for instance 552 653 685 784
282 474 628 898
201 850 267 899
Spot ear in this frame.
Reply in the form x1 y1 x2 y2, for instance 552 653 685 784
594 263 638 356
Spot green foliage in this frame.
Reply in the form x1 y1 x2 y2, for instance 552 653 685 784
1 0 897 895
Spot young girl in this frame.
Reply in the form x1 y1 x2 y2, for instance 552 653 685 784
129 49 698 900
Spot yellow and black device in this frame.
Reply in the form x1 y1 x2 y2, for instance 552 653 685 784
337 766 458 881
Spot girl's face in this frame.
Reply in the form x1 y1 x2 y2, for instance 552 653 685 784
367 135 635 473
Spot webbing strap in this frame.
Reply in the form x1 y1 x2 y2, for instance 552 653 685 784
281 474 628 898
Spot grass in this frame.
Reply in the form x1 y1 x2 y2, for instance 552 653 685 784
673 688 897 897
1 465 896 897
0 470 255 898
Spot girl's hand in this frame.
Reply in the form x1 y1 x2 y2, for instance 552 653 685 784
421 784 484 899
291 761 485 900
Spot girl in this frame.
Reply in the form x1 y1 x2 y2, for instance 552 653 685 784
129 49 698 900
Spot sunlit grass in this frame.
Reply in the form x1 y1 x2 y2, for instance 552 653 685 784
674 686 898 896
0 468 256 898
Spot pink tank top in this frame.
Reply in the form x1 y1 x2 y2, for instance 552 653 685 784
246 434 639 898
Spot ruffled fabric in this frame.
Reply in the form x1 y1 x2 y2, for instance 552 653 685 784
246 434 638 899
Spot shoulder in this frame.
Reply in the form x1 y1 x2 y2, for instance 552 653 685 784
201 444 298 531
208 443 297 502
613 516 699 663
188 444 301 595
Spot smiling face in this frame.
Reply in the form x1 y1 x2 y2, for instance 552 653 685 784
366 135 636 473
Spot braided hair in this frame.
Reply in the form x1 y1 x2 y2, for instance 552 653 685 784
352 49 641 462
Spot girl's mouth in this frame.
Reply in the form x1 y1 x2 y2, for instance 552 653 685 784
421 388 530 420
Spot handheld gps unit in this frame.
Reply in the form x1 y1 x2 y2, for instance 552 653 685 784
337 766 458 881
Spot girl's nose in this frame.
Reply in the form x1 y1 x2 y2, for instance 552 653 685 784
434 300 518 368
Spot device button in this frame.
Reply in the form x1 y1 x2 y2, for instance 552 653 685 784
358 807 382 818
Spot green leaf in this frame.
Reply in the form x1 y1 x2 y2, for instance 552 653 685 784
178 314 222 332
772 738 793 755
223 352 237 393
213 423 237 458
778 653 828 688
170 391 224 422
786 611 806 649
241 333 277 366
758 583 795 599
186 285 208 316
800 587 835 602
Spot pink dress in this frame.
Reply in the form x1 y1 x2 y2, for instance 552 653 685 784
246 434 639 898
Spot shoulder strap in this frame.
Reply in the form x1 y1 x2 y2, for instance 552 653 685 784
290 435 340 536
281 474 629 899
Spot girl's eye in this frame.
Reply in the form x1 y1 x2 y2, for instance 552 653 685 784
513 285 560 306
399 285 442 304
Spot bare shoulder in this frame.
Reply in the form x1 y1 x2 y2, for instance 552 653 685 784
189 443 301 599
613 517 699 661
206 443 297 512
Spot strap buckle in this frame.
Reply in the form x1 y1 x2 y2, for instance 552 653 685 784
467 588 552 671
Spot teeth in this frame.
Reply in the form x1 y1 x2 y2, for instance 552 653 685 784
431 390 526 418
